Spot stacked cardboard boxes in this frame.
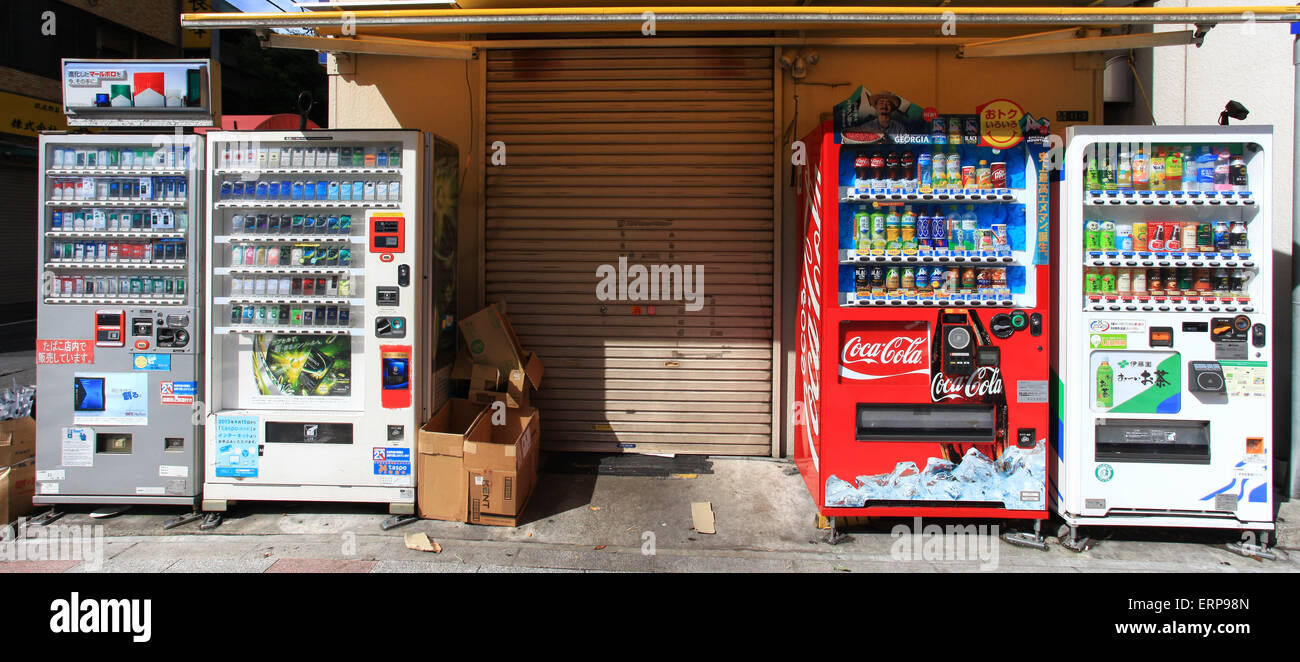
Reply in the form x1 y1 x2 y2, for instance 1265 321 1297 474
417 304 544 526
0 417 36 524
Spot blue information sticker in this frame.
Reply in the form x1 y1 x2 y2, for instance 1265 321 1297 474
373 447 411 476
132 354 171 371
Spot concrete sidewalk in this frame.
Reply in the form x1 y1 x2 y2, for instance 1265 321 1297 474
3 456 1297 573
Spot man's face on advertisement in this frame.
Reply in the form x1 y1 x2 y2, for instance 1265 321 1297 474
875 98 895 116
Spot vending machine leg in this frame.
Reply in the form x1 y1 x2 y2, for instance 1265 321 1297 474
1225 530 1276 561
1001 519 1049 551
27 508 64 527
199 512 224 531
162 510 204 530
1058 523 1094 553
824 516 851 546
381 514 419 531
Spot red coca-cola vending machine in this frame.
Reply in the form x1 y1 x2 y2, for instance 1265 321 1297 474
794 92 1056 542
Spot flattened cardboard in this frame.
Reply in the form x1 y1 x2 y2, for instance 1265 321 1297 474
460 303 526 376
691 502 716 534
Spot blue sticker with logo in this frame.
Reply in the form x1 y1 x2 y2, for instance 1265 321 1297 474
373 447 411 476
132 354 171 371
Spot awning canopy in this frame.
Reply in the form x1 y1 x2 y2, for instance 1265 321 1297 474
180 4 1300 57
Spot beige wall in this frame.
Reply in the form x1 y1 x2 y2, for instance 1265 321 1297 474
329 51 483 322
332 44 1102 455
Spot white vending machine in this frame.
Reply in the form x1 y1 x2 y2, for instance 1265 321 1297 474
200 130 436 526
1057 125 1274 553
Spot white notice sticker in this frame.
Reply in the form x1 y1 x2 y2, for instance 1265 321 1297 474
37 470 66 482
135 486 165 495
1017 380 1049 404
39 482 59 494
158 465 189 478
61 427 94 468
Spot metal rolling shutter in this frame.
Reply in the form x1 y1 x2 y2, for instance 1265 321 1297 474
0 163 38 306
485 46 775 455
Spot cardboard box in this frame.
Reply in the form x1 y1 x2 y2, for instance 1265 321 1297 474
416 399 490 522
466 352 543 409
465 407 540 522
0 417 37 524
0 417 36 468
0 460 35 524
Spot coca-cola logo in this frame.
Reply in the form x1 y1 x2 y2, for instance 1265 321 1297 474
841 335 926 367
931 367 1004 401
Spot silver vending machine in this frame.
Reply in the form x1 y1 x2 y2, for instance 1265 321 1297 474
33 133 205 514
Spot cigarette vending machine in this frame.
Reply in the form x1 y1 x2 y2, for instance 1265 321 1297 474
794 115 1055 542
34 133 205 510
200 130 452 524
1056 126 1274 552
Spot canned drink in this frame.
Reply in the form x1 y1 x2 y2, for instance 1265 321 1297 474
945 152 961 187
917 152 933 189
855 266 870 296
915 265 931 292
976 268 991 292
931 117 947 144
1213 221 1230 251
1178 268 1193 292
1085 221 1101 251
947 117 962 144
1132 269 1147 294
961 165 976 189
990 162 1007 189
1131 222 1148 251
1116 223 1133 251
978 229 995 252
885 267 900 292
1117 269 1132 294
869 266 885 296
1099 221 1116 251
930 214 947 250
1197 223 1214 252
943 267 959 292
1181 222 1198 250
1165 222 1183 251
901 266 915 292
960 267 976 292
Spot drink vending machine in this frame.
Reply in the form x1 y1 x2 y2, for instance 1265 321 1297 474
34 133 206 515
1056 126 1274 554
794 111 1055 545
200 130 456 527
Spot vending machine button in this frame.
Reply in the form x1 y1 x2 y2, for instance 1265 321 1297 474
1142 306 1153 311
1158 306 1170 312
1208 306 1220 312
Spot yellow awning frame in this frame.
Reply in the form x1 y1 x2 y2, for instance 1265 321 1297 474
181 5 1300 32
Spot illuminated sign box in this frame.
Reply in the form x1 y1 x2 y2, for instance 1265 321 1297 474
61 58 220 127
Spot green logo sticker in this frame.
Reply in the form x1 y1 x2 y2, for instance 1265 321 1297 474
1089 334 1127 349
1095 464 1114 482
470 339 485 354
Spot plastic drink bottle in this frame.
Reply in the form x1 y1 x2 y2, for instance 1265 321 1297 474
1097 359 1114 408
1196 146 1216 192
